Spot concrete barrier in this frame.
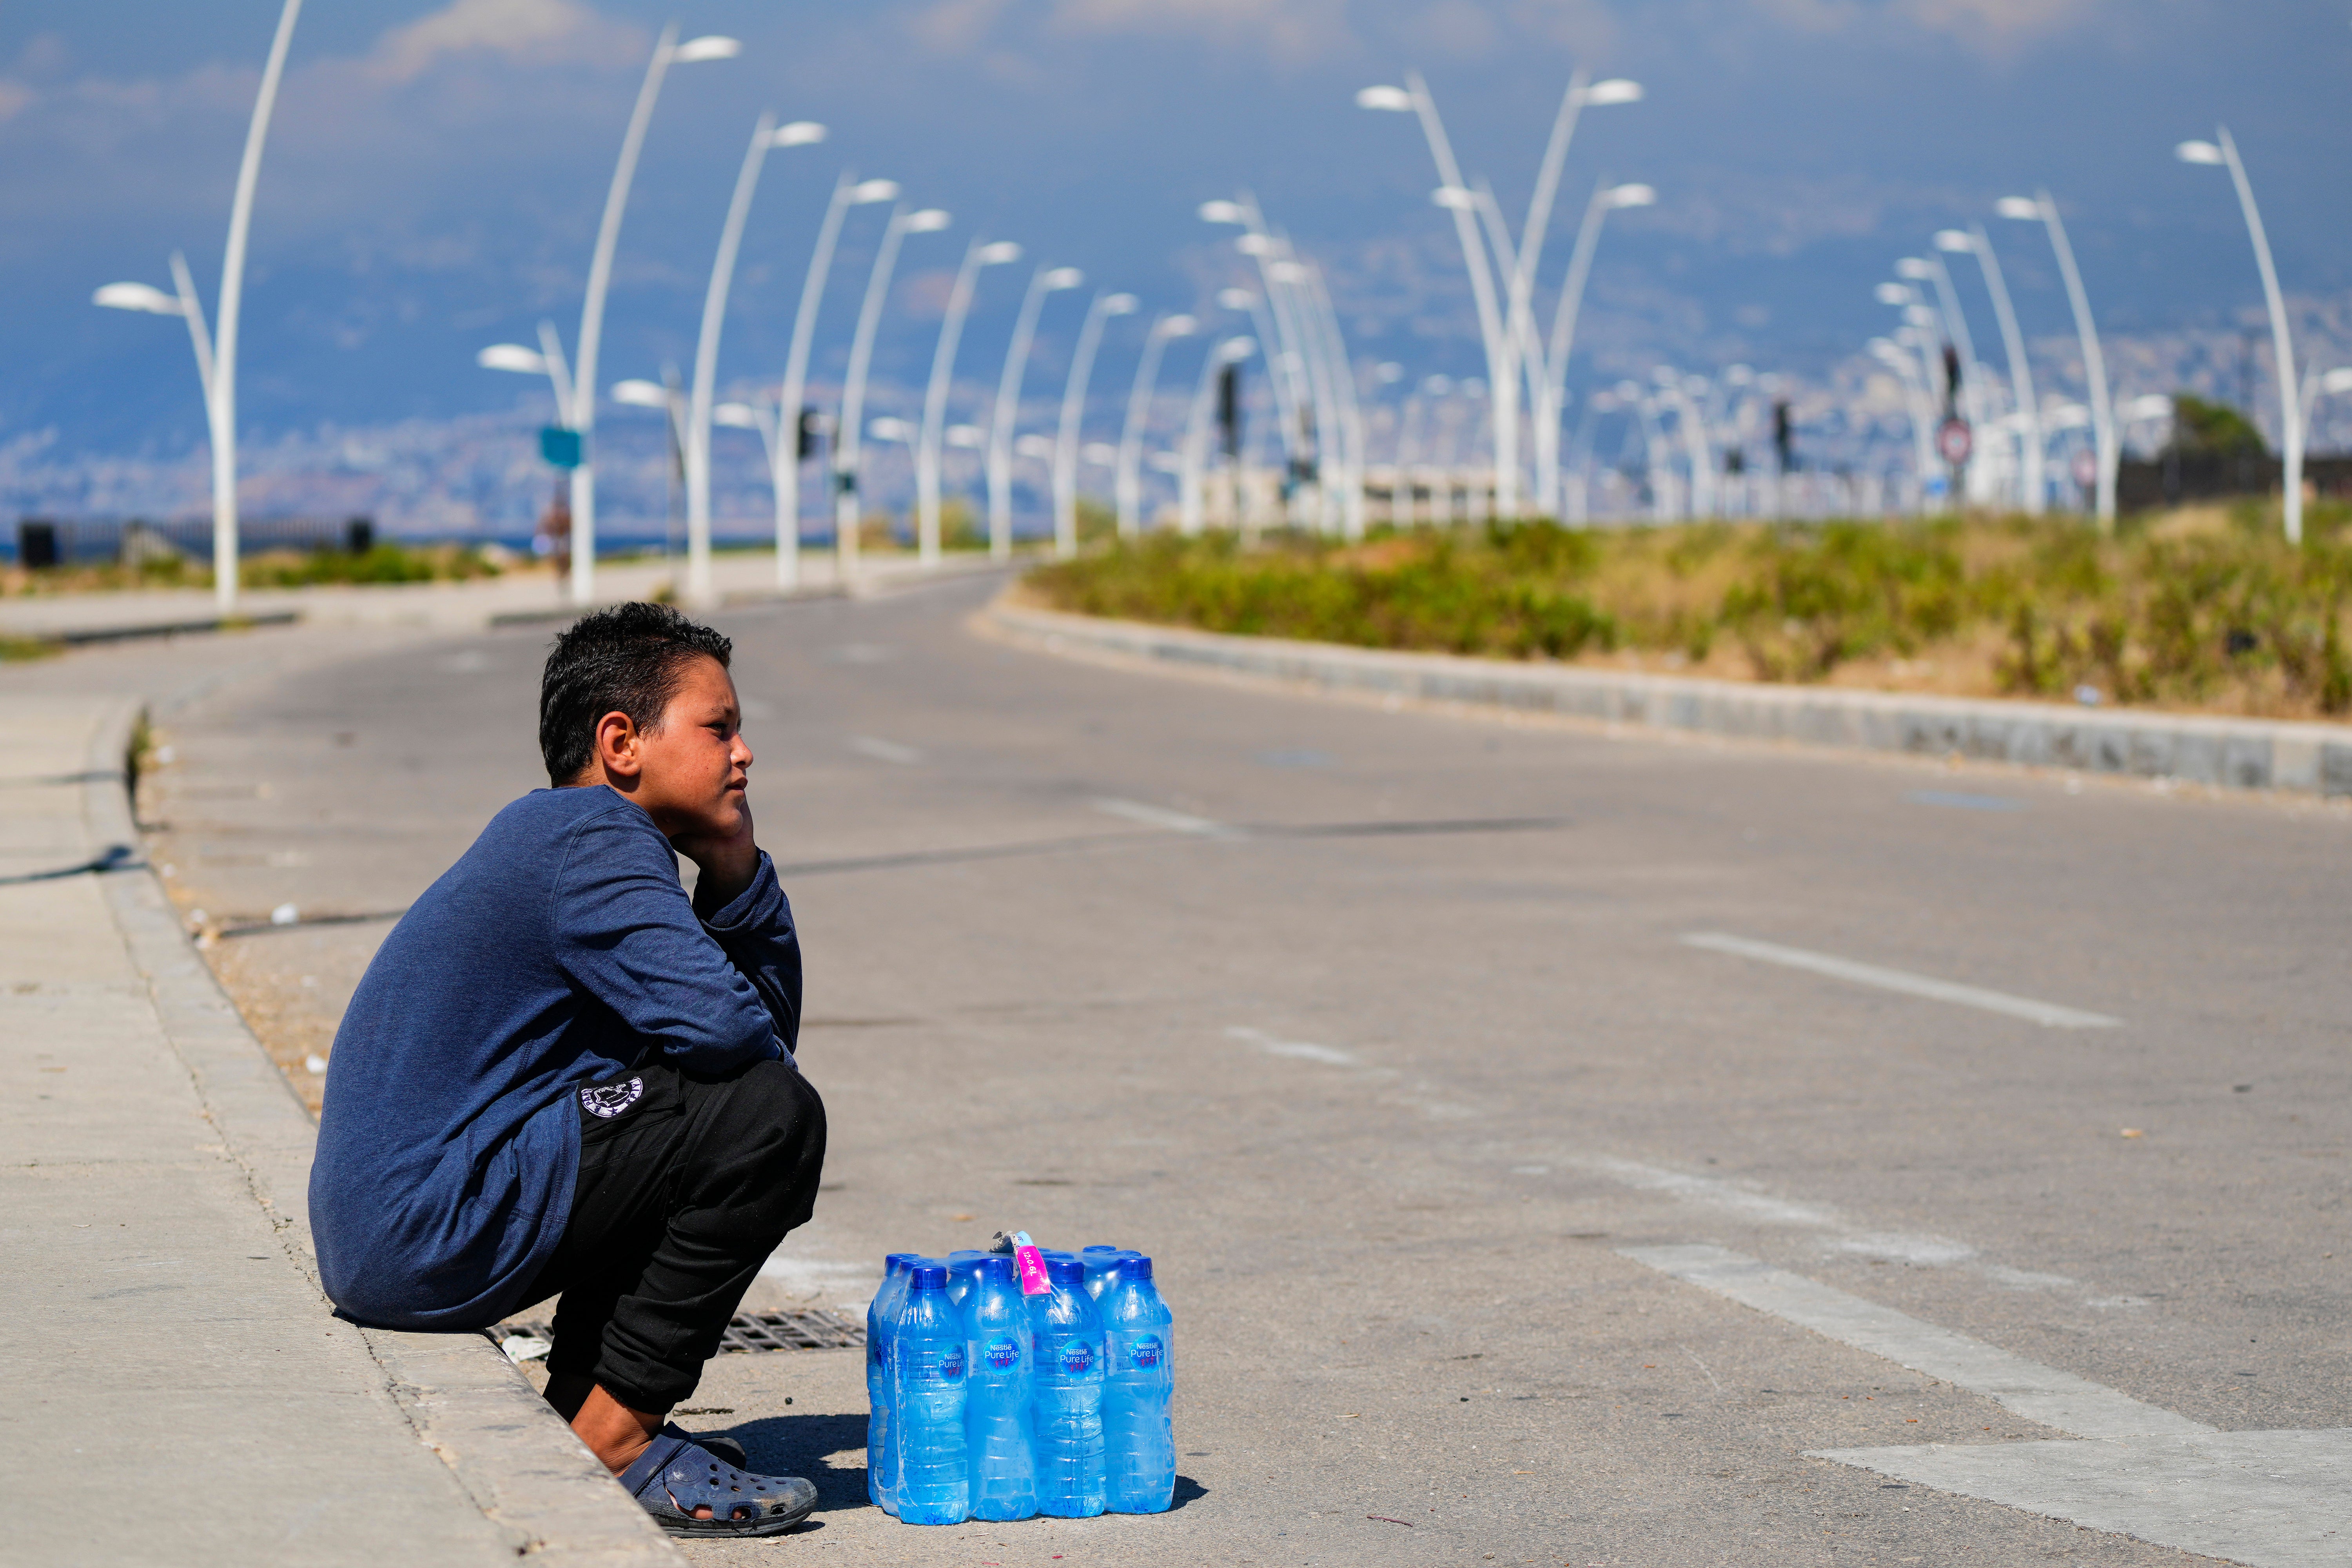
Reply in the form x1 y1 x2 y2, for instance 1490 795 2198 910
985 602 2352 799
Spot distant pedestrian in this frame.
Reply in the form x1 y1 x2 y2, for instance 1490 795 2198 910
309 601 824 1537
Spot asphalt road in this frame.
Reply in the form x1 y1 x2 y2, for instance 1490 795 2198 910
93 573 2352 1565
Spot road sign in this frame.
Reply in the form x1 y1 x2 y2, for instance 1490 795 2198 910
539 426 583 470
1936 417 1972 466
2071 447 2098 488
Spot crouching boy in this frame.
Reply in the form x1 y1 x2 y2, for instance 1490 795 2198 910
310 603 825 1538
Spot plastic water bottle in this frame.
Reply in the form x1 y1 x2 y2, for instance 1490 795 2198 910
1030 1256 1107 1517
1098 1254 1176 1514
892 1264 971 1524
947 1249 989 1306
960 1256 1038 1521
867 1254 919 1512
1080 1246 1136 1299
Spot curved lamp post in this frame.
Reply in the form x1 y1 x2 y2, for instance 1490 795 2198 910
1870 333 1938 514
1181 338 1258 534
1054 291 1138 557
989 265 1085 558
1201 200 1313 512
679 116 826 606
772 174 898 586
918 239 1023 564
1895 251 1989 503
1998 191 2115 530
2177 132 2301 543
93 0 302 613
836 205 951 581
1537 180 1654 515
1358 78 1518 515
559 27 741 603
1935 225 2042 514
1116 313 1197 538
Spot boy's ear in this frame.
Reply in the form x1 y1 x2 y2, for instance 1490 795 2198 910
591 710 642 781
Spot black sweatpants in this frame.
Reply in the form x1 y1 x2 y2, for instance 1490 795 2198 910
516 1055 826 1412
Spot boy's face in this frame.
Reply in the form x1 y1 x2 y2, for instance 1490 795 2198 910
630 656 753 843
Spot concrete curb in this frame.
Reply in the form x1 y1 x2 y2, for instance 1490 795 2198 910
81 705 683 1567
985 602 2352 800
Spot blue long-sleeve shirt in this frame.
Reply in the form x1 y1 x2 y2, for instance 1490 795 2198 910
309 784 801 1329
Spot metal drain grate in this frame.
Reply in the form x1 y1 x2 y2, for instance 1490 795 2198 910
497 1306 864 1356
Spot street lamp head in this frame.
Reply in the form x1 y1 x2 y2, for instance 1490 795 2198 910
869 417 915 442
1014 433 1055 459
1160 314 1199 338
1375 361 1406 384
1217 336 1258 363
2322 367 2352 395
1197 200 1245 225
610 379 670 408
1042 266 1085 290
2122 394 2176 420
1431 185 1477 211
850 178 901 204
477 343 548 374
1725 364 1754 385
1102 292 1140 315
1235 233 1276 257
671 35 742 63
1902 304 1939 328
1082 441 1118 465
93 281 183 316
903 208 952 232
1268 261 1310 284
2174 140 2226 167
946 424 984 448
1894 257 1934 281
1583 77 1644 106
1875 282 1911 306
713 402 762 428
976 241 1023 266
772 121 827 147
1933 229 1975 253
1867 336 1899 357
1356 84 1415 112
1603 183 1656 210
1217 288 1258 311
1995 196 2043 220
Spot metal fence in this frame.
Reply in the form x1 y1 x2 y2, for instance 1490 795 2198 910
11 515 374 568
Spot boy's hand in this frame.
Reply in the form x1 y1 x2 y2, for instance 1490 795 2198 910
673 800 758 909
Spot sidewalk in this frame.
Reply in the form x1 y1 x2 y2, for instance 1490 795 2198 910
0 546 1006 643
0 693 681 1566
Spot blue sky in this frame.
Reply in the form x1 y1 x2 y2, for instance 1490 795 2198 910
3 0 2347 518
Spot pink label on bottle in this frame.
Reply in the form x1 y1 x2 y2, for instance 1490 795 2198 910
1014 1244 1051 1296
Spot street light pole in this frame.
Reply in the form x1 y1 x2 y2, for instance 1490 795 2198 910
2000 192 2116 531
1116 314 1195 538
1539 180 1654 515
1054 291 1137 557
1937 225 2042 514
775 174 898 588
2178 131 2302 543
836 205 951 583
684 115 824 607
572 26 741 606
919 239 1022 564
989 265 1083 559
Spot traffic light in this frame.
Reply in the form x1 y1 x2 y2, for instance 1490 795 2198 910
1218 363 1242 459
796 407 820 461
1772 400 1795 474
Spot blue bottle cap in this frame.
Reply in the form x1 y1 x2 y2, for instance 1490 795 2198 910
1046 1256 1087 1287
947 1249 987 1262
909 1264 948 1290
975 1254 1014 1283
1080 1244 1122 1256
1040 1248 1078 1265
1121 1254 1153 1281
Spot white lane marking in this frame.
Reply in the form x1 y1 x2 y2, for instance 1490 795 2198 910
1620 1243 2206 1441
1579 1154 1845 1230
1225 1024 1356 1066
849 735 924 765
1815 1430 2352 1568
1624 1244 2350 1567
1094 797 1236 838
1681 932 2122 1029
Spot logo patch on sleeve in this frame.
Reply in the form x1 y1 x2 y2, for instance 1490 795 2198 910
580 1077 645 1119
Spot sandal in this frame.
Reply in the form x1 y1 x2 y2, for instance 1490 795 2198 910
618 1424 817 1537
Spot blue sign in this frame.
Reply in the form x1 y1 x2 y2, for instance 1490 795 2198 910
539 426 583 469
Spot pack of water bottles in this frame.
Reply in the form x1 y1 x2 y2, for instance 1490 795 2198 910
865 1235 1175 1524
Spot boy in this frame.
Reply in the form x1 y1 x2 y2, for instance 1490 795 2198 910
310 603 825 1538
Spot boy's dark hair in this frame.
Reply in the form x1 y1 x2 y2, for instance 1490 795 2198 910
539 602 733 783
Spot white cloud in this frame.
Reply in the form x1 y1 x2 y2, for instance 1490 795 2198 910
367 0 642 83
1898 0 2105 41
1045 0 1358 62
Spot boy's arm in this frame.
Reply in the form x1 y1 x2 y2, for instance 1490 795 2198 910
694 851 802 1059
553 809 793 1071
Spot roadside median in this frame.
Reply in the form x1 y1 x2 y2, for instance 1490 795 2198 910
983 598 2352 800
